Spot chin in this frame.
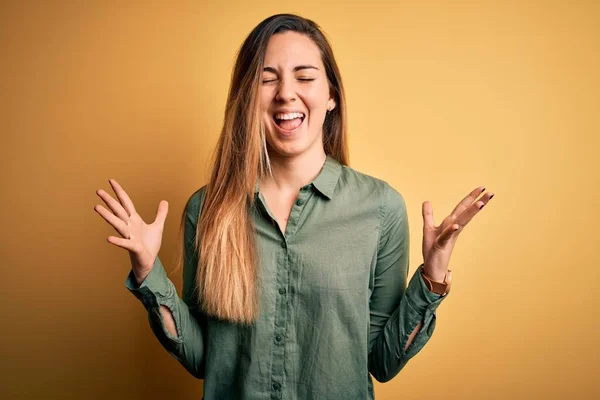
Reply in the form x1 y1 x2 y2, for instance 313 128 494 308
266 136 322 160
266 143 306 158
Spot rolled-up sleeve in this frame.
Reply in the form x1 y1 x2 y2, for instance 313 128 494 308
368 183 447 383
125 188 206 379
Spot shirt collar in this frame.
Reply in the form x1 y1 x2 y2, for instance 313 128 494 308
311 154 342 199
253 154 342 200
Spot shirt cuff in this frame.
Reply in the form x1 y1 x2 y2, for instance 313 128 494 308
404 263 446 315
124 256 172 309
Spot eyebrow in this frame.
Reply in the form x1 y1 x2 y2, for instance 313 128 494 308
263 65 320 73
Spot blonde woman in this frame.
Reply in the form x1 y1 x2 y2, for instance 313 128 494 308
94 13 494 399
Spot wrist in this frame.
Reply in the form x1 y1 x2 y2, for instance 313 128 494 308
133 269 151 287
420 266 453 296
422 267 446 283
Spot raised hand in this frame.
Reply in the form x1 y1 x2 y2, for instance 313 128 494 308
421 186 494 282
94 179 169 286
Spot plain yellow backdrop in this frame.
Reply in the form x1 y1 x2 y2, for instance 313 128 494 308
1 1 598 399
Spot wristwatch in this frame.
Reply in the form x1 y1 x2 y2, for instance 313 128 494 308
420 266 452 296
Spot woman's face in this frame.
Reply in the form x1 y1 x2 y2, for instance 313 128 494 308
260 31 335 159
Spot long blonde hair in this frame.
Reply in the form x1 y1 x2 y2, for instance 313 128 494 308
176 14 349 325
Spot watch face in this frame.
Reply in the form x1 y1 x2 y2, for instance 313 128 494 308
420 267 451 295
432 284 446 295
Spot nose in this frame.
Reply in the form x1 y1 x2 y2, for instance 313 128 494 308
275 76 296 103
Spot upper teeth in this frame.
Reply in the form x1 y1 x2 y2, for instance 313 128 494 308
275 112 305 120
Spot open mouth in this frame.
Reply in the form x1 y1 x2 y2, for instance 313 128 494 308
273 112 306 132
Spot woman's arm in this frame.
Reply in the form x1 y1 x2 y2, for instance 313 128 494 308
367 183 446 383
125 188 206 379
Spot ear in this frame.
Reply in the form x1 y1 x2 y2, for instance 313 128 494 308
327 97 337 112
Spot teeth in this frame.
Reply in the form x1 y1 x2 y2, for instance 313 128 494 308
274 112 305 120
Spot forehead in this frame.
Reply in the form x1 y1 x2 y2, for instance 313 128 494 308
263 31 324 69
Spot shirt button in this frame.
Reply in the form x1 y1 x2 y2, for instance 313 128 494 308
278 288 286 295
272 382 281 390
295 198 305 206
280 241 287 249
275 335 282 342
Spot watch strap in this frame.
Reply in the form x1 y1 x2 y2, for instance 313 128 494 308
420 267 452 296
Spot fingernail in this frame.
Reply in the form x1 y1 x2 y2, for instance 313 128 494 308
481 187 486 192
489 194 494 199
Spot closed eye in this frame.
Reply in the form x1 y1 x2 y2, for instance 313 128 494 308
261 78 316 84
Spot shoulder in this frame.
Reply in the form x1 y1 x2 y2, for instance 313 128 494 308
184 185 208 224
338 164 406 213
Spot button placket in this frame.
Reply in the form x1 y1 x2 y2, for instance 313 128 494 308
270 230 288 398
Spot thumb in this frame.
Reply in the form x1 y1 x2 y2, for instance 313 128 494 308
154 200 169 226
422 201 434 231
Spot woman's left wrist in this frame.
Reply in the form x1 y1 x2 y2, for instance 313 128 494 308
421 265 446 283
420 266 453 296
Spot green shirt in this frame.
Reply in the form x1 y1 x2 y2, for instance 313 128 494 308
125 155 447 399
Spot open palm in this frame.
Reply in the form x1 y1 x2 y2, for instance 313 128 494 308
94 179 169 284
421 186 494 281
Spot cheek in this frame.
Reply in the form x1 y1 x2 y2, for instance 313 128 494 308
305 87 331 114
260 88 274 111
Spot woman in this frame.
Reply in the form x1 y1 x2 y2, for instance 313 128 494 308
94 13 494 399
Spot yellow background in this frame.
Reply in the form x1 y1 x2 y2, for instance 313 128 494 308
1 1 598 399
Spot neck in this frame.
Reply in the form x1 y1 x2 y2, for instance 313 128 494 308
261 148 327 194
